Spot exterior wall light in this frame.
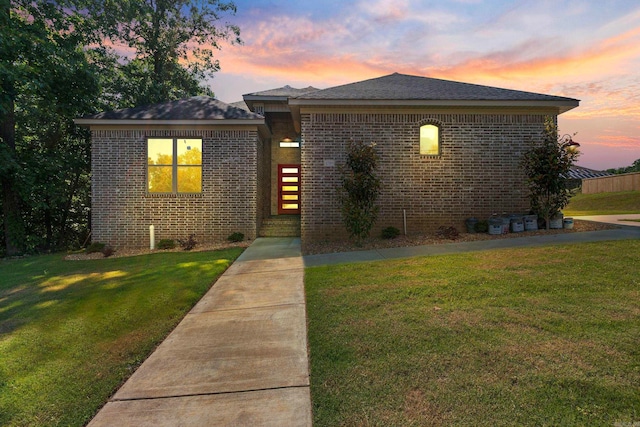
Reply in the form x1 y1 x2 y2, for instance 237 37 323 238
559 134 580 151
279 137 300 148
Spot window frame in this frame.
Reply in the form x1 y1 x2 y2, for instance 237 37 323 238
147 137 203 195
418 121 442 157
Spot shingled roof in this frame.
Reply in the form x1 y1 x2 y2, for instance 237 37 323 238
290 73 579 113
568 165 613 180
244 85 320 99
242 85 321 112
76 96 263 124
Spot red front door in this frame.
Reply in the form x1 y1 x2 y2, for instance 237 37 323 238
278 164 301 214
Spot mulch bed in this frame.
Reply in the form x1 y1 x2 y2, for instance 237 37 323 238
64 241 252 261
301 219 617 255
64 220 617 260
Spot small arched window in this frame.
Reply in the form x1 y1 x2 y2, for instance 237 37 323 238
420 124 440 155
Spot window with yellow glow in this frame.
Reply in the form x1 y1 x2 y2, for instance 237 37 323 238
420 124 440 155
148 138 202 193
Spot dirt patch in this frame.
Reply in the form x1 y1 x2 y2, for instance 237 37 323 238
302 220 616 255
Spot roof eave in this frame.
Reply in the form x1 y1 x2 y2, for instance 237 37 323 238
242 95 290 112
74 118 266 127
288 98 579 113
242 95 290 102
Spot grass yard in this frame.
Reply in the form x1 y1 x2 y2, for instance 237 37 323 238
306 240 640 426
564 190 640 215
0 248 242 427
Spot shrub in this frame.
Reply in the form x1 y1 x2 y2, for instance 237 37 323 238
337 141 381 244
178 234 197 251
381 226 400 239
435 226 459 240
157 239 176 250
86 242 106 254
227 232 244 242
521 118 579 229
474 220 489 233
102 245 115 258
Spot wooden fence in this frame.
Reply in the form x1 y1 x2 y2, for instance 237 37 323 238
582 172 640 194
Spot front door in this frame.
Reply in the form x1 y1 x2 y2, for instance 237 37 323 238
278 164 301 214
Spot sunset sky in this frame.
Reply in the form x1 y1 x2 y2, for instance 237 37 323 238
209 0 640 170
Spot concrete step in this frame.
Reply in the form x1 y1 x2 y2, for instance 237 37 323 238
259 216 301 237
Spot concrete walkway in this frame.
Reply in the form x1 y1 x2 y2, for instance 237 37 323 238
573 214 640 227
89 237 311 427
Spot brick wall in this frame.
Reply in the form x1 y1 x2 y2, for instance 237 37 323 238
256 133 271 226
300 111 551 241
91 128 262 248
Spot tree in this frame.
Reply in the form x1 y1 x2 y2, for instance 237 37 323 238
338 141 381 244
1 0 242 256
521 118 579 230
1 0 103 255
606 158 640 175
94 0 241 107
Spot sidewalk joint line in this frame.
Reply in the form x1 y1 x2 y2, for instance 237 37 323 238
111 384 310 403
187 302 304 315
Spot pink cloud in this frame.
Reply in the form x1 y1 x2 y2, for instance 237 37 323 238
590 135 640 149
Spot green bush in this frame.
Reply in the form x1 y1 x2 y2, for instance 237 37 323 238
227 232 244 242
157 239 176 250
338 141 381 244
435 226 459 240
474 220 489 233
381 226 400 239
178 234 197 251
86 242 106 254
520 118 579 229
102 245 115 258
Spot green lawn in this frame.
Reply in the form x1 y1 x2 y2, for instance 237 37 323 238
306 240 640 426
0 248 242 427
564 190 640 215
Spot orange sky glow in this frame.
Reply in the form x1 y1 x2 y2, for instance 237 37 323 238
203 0 640 170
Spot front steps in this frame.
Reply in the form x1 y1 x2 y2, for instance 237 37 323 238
259 215 301 237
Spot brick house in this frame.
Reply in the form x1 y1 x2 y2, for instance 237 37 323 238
76 73 579 248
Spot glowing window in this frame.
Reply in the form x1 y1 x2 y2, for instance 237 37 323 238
148 138 202 194
420 124 440 155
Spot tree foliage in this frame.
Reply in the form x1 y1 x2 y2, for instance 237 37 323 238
521 118 579 230
338 141 381 244
1 0 102 255
93 0 241 107
606 158 640 175
0 0 240 256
